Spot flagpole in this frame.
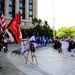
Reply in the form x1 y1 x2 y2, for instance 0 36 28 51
53 0 55 36
3 26 9 37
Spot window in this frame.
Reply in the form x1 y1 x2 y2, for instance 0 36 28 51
30 23 33 26
29 0 33 3
9 14 12 17
19 3 22 7
29 11 32 15
0 0 4 14
29 0 33 20
21 22 26 26
29 17 32 20
19 0 25 19
8 0 15 18
20 0 22 1
29 5 32 9
20 9 22 14
9 0 12 5
9 7 12 12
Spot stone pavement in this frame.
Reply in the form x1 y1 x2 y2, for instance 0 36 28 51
0 44 75 75
0 44 26 75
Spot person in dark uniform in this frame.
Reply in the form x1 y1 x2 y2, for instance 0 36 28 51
68 38 72 52
70 39 75 57
54 40 58 49
3 37 8 53
58 40 61 53
0 34 3 69
0 34 3 51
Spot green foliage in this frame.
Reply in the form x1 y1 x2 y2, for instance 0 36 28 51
56 26 75 38
32 18 42 26
32 18 38 26
38 19 42 25
43 21 48 26
21 18 53 38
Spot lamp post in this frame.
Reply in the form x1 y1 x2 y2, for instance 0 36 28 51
53 0 55 36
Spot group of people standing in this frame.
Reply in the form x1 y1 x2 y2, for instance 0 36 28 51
54 37 75 57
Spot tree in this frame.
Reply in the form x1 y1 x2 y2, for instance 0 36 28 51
32 18 38 26
56 27 75 37
22 18 53 38
38 19 42 25
32 18 39 26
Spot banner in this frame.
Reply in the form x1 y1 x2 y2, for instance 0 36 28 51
6 11 22 44
0 5 6 33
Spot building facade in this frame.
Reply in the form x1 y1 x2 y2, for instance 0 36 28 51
0 0 38 29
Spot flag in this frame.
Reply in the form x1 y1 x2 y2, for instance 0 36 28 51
0 5 6 33
5 29 14 42
6 11 22 44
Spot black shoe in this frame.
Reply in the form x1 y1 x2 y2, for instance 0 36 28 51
0 49 1 52
4 49 7 53
0 66 2 69
71 55 74 57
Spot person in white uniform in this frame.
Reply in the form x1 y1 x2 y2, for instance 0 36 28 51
65 39 69 57
61 38 66 57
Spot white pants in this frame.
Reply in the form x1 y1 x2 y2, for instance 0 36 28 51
62 48 68 57
65 48 68 56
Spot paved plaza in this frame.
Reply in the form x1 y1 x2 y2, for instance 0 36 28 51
0 44 75 75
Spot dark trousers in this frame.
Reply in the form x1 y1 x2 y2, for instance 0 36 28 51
3 43 8 53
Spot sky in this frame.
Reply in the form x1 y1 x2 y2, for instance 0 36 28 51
38 0 75 30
